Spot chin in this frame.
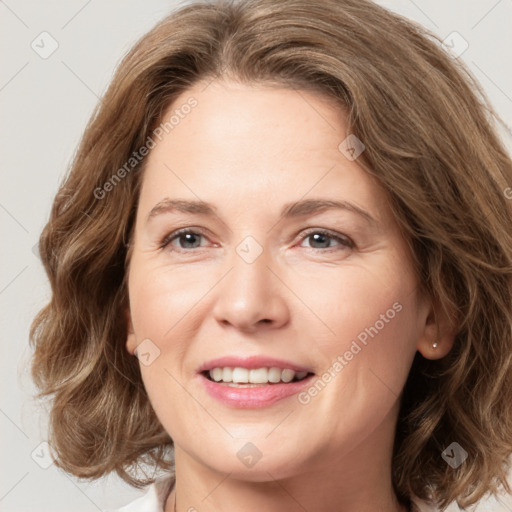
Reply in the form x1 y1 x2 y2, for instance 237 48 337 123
195 442 311 482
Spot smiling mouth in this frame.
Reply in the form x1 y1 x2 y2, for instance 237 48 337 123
201 367 314 386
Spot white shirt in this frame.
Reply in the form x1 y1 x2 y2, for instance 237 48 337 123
108 476 441 512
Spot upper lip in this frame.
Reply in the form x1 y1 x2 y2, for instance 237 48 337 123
197 356 314 374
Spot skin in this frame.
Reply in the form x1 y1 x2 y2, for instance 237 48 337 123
125 79 455 512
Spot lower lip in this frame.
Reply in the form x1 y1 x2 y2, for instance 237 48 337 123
199 373 315 408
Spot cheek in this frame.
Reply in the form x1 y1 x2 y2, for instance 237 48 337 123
129 262 213 338
127 264 216 423
292 255 417 353
297 260 418 411
303 292 417 452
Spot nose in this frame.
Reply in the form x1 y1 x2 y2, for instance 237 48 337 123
212 244 290 333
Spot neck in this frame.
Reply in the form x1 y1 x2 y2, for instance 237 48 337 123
165 404 408 512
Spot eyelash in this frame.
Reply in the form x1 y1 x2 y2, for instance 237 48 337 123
159 227 355 253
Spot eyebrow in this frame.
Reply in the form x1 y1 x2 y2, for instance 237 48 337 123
147 197 377 226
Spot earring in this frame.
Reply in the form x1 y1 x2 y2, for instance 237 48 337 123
432 341 438 349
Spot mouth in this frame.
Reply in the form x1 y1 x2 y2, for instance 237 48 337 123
197 356 315 407
198 359 316 408
201 367 314 387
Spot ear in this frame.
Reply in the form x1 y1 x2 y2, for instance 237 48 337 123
416 294 458 360
125 308 137 355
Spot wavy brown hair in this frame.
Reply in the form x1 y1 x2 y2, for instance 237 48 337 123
29 0 512 508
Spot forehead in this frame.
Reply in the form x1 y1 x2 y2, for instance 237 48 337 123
159 79 344 151
137 79 391 226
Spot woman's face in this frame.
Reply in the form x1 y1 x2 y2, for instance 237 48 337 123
126 79 433 480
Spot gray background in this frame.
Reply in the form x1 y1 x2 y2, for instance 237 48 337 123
1 1 511 511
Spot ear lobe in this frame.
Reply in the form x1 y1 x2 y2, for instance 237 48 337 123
416 297 458 360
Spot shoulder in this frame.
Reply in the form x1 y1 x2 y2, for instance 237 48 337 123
107 476 174 512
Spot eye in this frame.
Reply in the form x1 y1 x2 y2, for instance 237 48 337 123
160 228 210 251
298 228 354 251
159 227 354 253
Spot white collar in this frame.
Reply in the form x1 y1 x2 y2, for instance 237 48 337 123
112 476 173 512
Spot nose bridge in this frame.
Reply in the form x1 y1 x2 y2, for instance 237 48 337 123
212 234 289 330
232 235 271 293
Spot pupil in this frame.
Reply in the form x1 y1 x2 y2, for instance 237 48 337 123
311 233 329 248
181 233 200 248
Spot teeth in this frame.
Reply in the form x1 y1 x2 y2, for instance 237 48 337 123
211 368 223 382
268 367 283 383
249 368 269 383
232 367 249 383
281 369 295 383
207 367 309 384
222 367 233 382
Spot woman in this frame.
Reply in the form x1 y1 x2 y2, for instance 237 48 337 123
30 0 512 511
